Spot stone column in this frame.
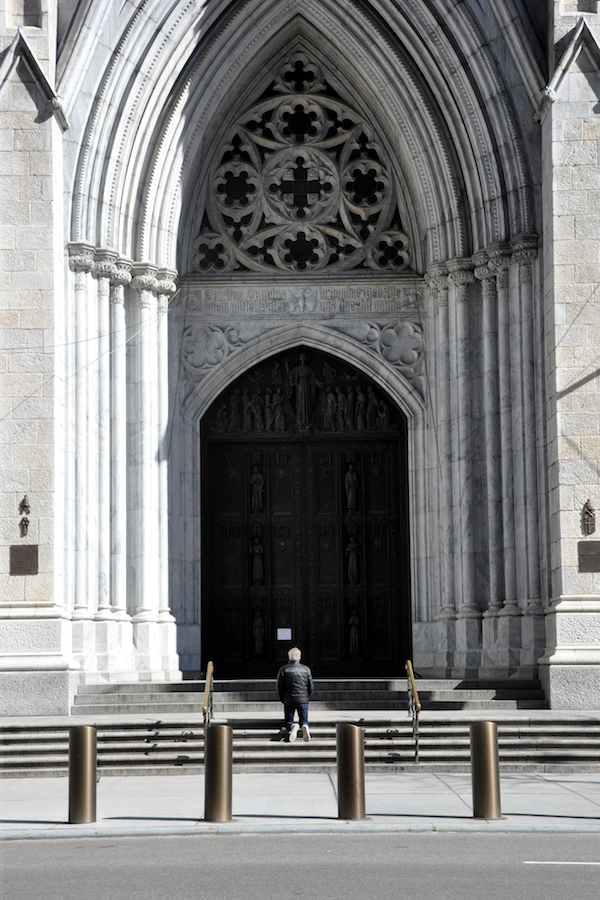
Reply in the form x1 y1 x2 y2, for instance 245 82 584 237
427 266 455 621
109 259 132 618
447 259 479 620
493 255 520 617
93 250 118 621
68 243 95 619
156 270 177 623
474 258 503 617
512 237 542 612
131 265 159 625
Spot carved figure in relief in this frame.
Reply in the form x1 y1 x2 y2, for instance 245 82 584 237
250 465 265 512
366 385 379 430
345 387 355 431
355 388 367 431
349 610 360 656
264 388 274 431
250 536 264 586
346 536 360 585
253 611 264 656
228 388 242 432
323 388 336 431
286 354 321 427
584 499 596 535
335 387 346 432
322 360 337 382
20 517 29 537
252 389 264 432
272 389 286 432
212 403 229 432
345 464 359 512
376 400 390 431
242 389 253 432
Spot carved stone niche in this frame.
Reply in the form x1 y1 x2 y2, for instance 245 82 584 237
203 346 403 438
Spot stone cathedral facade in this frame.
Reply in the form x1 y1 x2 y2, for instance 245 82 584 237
2 1 600 714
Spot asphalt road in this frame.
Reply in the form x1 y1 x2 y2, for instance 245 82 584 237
2 833 600 900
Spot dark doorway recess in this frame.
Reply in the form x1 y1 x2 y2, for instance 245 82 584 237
201 347 411 678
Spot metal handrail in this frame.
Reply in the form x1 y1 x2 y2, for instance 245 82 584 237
203 661 214 728
405 659 421 764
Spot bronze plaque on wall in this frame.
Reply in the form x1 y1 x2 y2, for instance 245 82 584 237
578 541 600 573
10 545 38 576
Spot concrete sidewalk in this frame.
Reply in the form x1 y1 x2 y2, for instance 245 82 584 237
3 771 600 839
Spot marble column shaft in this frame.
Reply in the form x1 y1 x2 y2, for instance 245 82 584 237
448 263 478 618
430 273 455 618
495 261 519 614
68 245 95 618
131 266 159 622
515 248 542 610
110 260 132 618
94 252 117 620
479 269 503 615
156 271 177 623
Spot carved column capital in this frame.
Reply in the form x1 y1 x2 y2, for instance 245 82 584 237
425 263 448 309
93 248 118 282
132 263 158 309
447 257 474 302
68 242 96 275
510 234 538 263
156 268 178 312
110 258 133 288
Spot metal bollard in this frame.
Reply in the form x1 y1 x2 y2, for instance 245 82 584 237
336 723 366 820
470 721 501 819
204 723 232 822
68 725 97 824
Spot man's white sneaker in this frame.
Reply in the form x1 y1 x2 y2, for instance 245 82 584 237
289 723 299 743
302 724 311 742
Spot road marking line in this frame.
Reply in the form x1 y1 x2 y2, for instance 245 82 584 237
523 862 600 866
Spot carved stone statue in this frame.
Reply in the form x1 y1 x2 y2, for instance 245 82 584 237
242 388 253 432
252 389 264 432
20 517 29 537
264 388 274 432
250 465 264 513
323 388 336 431
335 387 346 432
286 353 321 427
349 610 360 656
345 464 358 512
355 388 366 431
250 536 264 586
253 611 264 656
272 388 285 432
213 402 228 432
345 387 355 431
376 400 390 431
366 385 379 430
228 388 242 432
346 535 360 585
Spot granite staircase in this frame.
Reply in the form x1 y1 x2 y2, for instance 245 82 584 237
4 678 600 777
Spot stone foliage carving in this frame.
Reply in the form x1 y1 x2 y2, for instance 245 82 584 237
193 54 410 275
181 320 424 396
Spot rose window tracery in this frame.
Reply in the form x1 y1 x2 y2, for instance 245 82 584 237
193 54 410 275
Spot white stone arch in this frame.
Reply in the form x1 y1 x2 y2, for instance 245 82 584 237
170 322 430 672
62 0 540 270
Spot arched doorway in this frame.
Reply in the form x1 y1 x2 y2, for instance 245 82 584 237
201 347 411 677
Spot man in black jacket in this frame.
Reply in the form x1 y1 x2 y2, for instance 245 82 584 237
277 647 314 742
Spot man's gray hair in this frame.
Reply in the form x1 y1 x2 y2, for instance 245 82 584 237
288 647 301 661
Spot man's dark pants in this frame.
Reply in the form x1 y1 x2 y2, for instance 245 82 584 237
284 703 308 731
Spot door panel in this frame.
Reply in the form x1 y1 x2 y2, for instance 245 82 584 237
202 349 410 677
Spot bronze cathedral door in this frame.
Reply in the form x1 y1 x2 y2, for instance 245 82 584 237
201 349 411 677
